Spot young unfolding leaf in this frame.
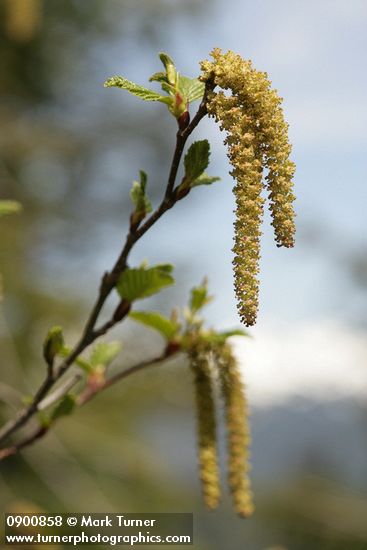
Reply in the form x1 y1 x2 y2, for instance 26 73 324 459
104 76 172 105
50 394 76 422
159 52 177 87
184 140 210 183
90 341 122 368
149 71 168 84
117 264 175 302
130 170 152 225
203 328 249 345
59 345 92 373
191 173 221 187
190 281 213 314
178 75 205 103
129 311 179 340
0 200 22 217
107 53 204 124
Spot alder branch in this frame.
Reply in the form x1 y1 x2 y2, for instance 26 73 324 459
0 82 212 449
0 351 180 461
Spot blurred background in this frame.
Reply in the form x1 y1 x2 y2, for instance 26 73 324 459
1 0 367 548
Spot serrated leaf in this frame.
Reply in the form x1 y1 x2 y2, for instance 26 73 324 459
90 341 122 368
117 264 175 302
104 76 172 105
0 200 22 217
51 394 75 422
129 311 179 340
190 282 213 313
149 71 168 83
178 75 205 103
191 173 221 187
184 140 210 183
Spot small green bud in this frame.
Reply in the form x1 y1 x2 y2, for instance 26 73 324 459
43 326 64 367
169 92 187 119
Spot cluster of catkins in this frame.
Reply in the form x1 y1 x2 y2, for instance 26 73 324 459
200 49 296 326
189 339 253 518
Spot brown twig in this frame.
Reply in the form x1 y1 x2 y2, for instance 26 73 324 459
0 351 180 460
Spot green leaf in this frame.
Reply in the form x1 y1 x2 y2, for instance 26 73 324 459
104 76 172 105
43 326 64 366
129 311 179 340
51 394 76 422
75 357 92 372
190 281 213 313
178 75 205 103
159 52 177 86
90 341 122 368
149 71 168 83
59 345 92 372
191 173 221 187
117 264 175 302
153 263 174 274
184 140 210 183
139 169 147 190
204 328 249 345
130 170 152 214
0 200 22 217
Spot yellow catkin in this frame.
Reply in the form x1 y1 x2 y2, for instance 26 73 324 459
201 49 296 325
215 342 254 518
189 342 221 510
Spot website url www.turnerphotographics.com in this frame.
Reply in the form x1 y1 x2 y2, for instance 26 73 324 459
4 513 193 546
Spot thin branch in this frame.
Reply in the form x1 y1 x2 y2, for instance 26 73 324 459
0 426 48 461
0 351 180 460
38 374 82 411
0 82 212 448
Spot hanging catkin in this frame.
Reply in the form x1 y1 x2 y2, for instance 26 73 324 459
189 342 221 510
201 49 296 325
215 342 254 518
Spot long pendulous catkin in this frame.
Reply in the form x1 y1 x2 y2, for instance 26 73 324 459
189 342 221 510
200 48 296 326
215 342 254 518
